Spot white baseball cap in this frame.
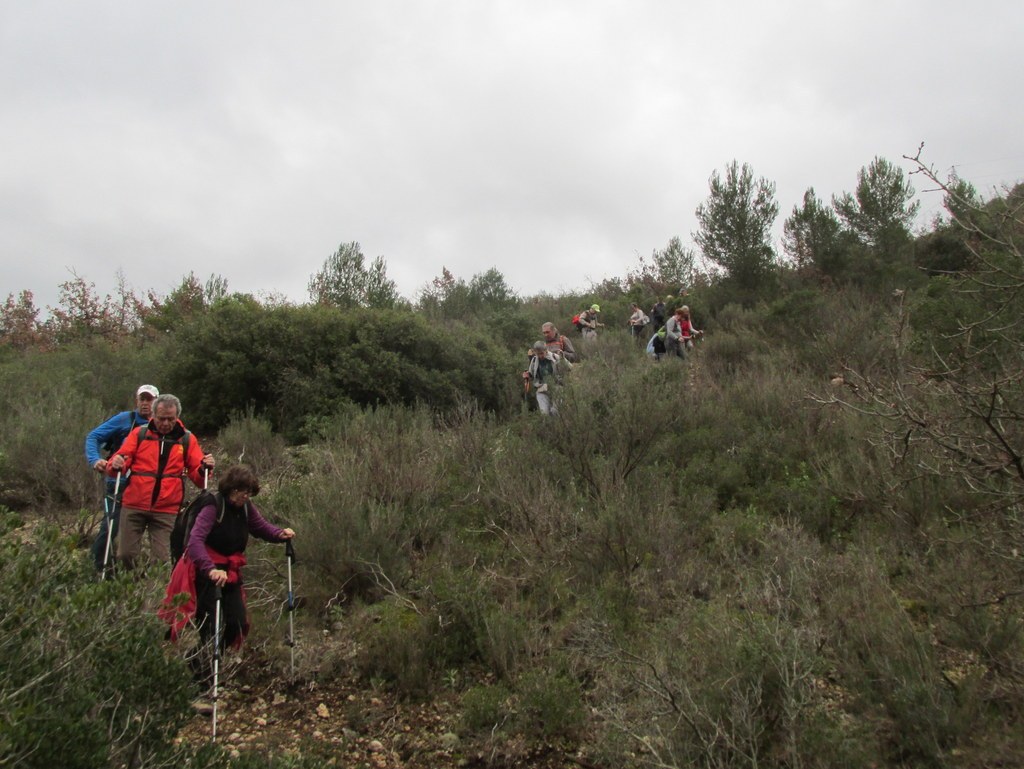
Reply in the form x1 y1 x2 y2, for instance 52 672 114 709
136 384 159 398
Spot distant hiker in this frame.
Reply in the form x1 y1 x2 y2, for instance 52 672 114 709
665 307 688 359
84 384 159 571
678 305 703 350
628 303 648 340
159 464 295 694
579 304 604 340
649 298 666 332
646 328 667 361
541 322 578 363
523 340 560 416
107 393 215 569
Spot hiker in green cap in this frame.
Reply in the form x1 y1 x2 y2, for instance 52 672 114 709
578 304 604 340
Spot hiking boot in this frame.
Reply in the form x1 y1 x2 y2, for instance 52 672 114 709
191 698 214 717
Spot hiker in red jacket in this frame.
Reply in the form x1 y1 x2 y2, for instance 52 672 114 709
108 393 215 569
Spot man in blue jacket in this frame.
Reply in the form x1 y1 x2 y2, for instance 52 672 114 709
84 384 159 571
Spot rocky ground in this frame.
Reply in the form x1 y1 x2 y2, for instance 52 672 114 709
176 642 594 769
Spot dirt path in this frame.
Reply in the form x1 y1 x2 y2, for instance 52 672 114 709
178 659 584 768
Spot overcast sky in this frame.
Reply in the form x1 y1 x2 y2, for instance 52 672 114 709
3 1 1022 312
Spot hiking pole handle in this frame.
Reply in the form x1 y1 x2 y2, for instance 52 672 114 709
212 584 223 657
285 539 296 612
203 467 209 489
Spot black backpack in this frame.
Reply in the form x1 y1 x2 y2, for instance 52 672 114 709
169 490 224 565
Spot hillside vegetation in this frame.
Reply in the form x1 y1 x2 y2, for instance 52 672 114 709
1 156 1022 768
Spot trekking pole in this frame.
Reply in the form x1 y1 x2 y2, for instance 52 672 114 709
211 584 223 743
101 471 122 580
285 540 296 683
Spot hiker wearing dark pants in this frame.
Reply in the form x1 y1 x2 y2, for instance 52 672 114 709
649 298 666 335
84 384 159 571
192 576 246 684
165 465 294 691
108 394 215 569
629 303 648 341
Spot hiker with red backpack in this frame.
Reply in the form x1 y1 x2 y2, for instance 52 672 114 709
577 304 604 340
107 393 215 569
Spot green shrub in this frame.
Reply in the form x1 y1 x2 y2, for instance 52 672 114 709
823 549 962 764
350 597 434 697
167 301 514 436
0 518 193 767
426 566 532 679
516 667 586 741
0 371 103 514
271 406 454 610
217 406 288 477
0 337 167 515
544 335 687 499
460 682 513 734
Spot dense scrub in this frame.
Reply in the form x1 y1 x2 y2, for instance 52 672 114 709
2 173 1024 766
2 288 1024 767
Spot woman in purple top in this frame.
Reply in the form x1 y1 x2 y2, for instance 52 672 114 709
188 464 295 685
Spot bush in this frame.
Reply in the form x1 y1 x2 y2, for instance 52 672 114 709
515 667 585 740
0 514 193 767
217 406 289 478
269 405 455 611
167 301 515 437
0 337 167 515
544 334 687 499
583 520 874 769
350 597 435 698
460 683 513 734
822 549 962 765
0 355 104 512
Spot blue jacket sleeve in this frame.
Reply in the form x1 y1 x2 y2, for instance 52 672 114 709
85 411 131 466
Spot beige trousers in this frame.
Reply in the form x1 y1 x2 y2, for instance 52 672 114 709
118 506 175 569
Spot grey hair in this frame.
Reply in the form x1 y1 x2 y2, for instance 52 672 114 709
153 393 182 417
541 322 557 332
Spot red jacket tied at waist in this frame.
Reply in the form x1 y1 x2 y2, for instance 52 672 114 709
158 548 248 646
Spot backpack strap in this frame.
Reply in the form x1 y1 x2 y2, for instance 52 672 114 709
212 491 226 524
179 430 193 504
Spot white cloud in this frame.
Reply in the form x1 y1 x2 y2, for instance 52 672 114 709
3 1 1023 311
